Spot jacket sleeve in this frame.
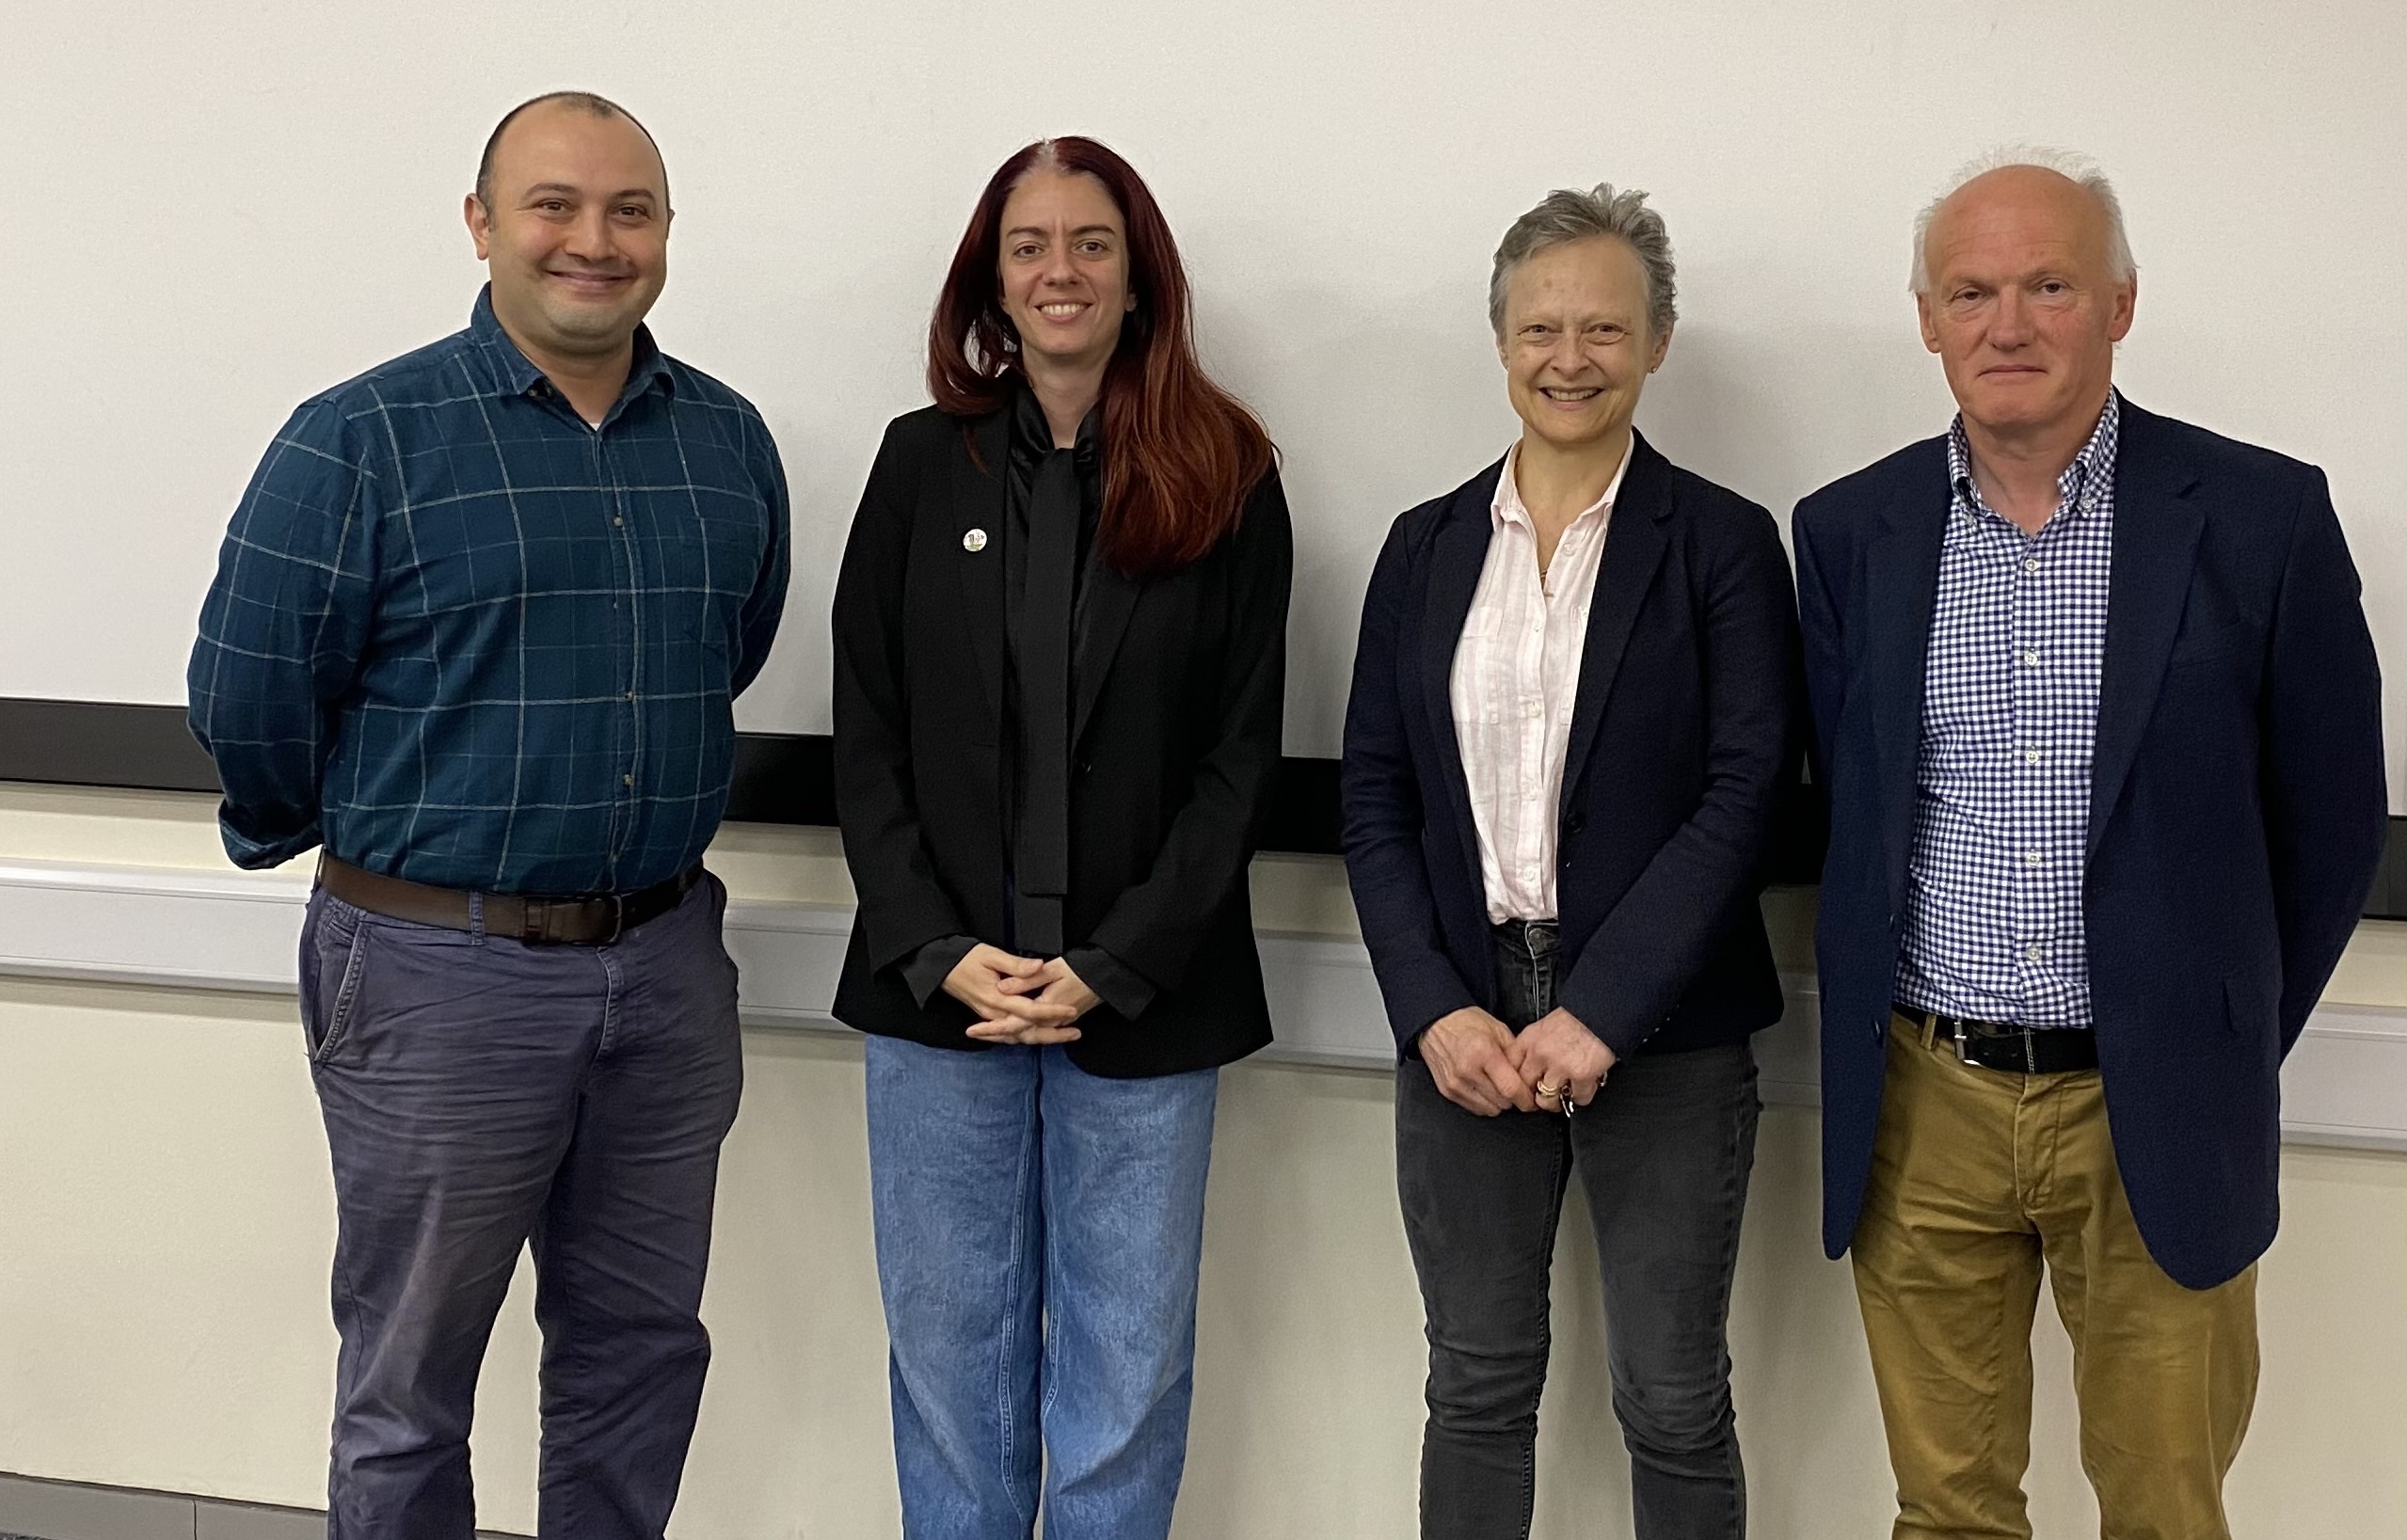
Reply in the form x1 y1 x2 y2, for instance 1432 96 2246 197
185 397 380 869
832 420 972 972
1340 511 1480 1054
2260 468 2386 1055
1556 502 1801 1058
1083 471 1294 996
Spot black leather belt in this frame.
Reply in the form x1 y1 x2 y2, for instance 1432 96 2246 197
1891 1004 2098 1074
319 856 703 945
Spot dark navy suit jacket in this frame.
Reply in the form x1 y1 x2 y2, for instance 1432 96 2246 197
1794 399 2386 1289
1342 434 1799 1061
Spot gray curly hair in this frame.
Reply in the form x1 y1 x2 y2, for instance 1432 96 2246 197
1488 183 1677 341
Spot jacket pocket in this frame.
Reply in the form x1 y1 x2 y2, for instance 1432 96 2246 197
2167 614 2256 670
2222 966 2278 1043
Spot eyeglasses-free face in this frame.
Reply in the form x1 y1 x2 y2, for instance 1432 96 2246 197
1496 236 1669 459
467 100 672 373
996 167 1136 381
1917 165 2134 446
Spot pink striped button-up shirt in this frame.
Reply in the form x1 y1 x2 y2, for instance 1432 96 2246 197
1449 438 1630 923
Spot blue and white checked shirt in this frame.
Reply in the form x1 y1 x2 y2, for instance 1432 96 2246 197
189 288 791 896
1895 391 2121 1028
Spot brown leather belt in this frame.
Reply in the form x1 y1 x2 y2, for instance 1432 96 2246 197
1892 1004 2098 1074
318 856 703 945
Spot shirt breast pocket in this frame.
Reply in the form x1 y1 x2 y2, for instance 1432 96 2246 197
689 492 769 601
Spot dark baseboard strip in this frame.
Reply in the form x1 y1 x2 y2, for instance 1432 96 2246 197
2 697 2401 918
0 1469 527 1540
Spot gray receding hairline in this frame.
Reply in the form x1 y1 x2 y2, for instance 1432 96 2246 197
1909 145 2136 295
474 90 668 209
1489 183 1678 341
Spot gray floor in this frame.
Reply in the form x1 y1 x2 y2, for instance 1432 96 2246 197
0 1473 531 1540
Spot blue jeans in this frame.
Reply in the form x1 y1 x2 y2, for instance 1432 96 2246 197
864 1036 1219 1540
1397 921 1760 1540
302 875 743 1540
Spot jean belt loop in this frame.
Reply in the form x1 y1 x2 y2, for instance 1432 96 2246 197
468 890 486 946
1917 1012 1937 1051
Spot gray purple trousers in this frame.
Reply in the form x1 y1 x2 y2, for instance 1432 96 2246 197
298 872 743 1539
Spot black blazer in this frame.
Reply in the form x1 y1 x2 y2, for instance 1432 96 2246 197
1796 399 2386 1288
831 405 1293 1078
1341 434 1799 1060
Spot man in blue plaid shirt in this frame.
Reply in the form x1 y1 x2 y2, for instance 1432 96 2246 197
1796 151 2383 1539
188 91 789 1540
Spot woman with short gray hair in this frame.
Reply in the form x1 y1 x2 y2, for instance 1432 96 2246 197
1343 184 1797 1539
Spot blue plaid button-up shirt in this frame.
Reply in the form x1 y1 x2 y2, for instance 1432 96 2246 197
1895 391 2121 1028
189 288 790 896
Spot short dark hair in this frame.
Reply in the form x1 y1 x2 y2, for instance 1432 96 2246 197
473 90 666 208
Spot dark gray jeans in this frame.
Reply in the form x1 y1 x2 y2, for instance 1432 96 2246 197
300 873 743 1540
1396 922 1760 1540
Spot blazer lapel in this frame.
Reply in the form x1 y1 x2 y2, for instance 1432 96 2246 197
1861 441 1951 913
1423 464 1505 894
1557 435 1672 818
950 412 1010 722
1072 558 1141 750
2087 404 2203 857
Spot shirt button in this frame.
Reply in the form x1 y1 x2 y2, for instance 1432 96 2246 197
2025 747 2042 765
625 691 636 702
2025 849 2044 866
2023 559 2040 575
623 774 636 787
2026 944 2044 962
2021 649 2041 667
614 516 625 528
1524 701 1542 719
1522 865 1540 882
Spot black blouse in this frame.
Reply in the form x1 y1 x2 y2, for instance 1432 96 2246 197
899 379 1156 1019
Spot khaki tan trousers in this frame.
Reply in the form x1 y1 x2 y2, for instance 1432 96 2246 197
1851 1014 2259 1540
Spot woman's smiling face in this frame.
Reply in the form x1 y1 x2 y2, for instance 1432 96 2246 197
1497 236 1669 455
996 168 1135 375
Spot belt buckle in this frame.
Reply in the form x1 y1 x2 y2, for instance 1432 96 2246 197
602 891 627 945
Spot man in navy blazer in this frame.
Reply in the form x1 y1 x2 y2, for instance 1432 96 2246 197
1795 151 2384 1539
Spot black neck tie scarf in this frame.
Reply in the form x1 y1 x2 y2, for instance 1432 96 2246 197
1012 446 1079 957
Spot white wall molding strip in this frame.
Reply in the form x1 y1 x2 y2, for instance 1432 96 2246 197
3 858 2400 1151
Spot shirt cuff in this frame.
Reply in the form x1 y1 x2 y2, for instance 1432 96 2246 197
1066 944 1158 1022
901 935 978 1009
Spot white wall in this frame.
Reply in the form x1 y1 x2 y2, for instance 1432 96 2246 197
2 0 2402 803
2 788 2404 1537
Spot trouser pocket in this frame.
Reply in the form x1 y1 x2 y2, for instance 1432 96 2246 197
301 895 374 1064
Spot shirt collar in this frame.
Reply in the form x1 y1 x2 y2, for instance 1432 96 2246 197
1947 388 2121 522
1007 371 1103 464
1491 432 1634 532
467 284 673 410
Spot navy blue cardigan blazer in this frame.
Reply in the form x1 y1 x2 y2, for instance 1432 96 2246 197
1794 399 2386 1290
1341 434 1800 1062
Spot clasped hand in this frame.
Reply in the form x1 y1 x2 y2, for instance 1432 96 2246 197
1418 1005 1616 1117
945 943 1100 1045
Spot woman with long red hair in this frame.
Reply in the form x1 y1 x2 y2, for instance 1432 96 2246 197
830 136 1290 1539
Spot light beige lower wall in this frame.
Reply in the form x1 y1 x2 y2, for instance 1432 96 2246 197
3 785 2402 1535
4 973 2404 1538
